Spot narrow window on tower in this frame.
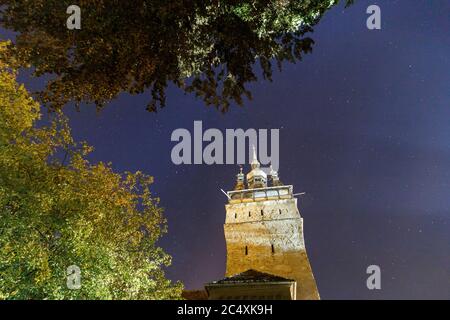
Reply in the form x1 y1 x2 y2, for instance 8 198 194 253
261 209 264 216
248 211 251 217
279 209 282 214
235 213 237 219
271 244 275 254
245 246 248 255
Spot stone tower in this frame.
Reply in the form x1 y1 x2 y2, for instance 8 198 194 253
223 148 319 300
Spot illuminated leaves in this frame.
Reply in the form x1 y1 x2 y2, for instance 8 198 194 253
0 44 182 299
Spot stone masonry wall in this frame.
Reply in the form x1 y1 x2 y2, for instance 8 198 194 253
224 198 319 300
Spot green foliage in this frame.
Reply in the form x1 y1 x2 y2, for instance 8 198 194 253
0 41 182 299
0 0 351 112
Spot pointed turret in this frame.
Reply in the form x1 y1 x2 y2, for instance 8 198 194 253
246 146 267 189
269 165 283 186
234 167 245 190
250 145 260 169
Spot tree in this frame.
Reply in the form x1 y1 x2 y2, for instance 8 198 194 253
0 0 351 112
0 41 182 299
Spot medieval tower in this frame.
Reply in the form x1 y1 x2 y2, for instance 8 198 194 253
222 148 319 300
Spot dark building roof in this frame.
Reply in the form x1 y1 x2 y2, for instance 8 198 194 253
210 269 294 285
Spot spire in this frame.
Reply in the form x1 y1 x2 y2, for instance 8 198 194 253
269 165 283 186
270 165 276 176
234 166 245 190
251 145 260 169
247 145 267 189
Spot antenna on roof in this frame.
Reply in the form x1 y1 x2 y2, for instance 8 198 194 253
220 188 231 200
292 192 306 197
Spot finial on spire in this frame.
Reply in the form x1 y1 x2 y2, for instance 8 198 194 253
237 165 244 178
251 145 260 169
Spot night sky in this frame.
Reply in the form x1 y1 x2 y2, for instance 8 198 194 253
6 0 450 299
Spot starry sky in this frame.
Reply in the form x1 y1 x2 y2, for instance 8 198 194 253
5 0 450 299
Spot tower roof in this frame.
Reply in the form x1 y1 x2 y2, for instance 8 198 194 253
211 269 294 285
247 145 267 182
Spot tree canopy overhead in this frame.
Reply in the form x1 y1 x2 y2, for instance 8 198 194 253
0 41 182 299
0 0 351 112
